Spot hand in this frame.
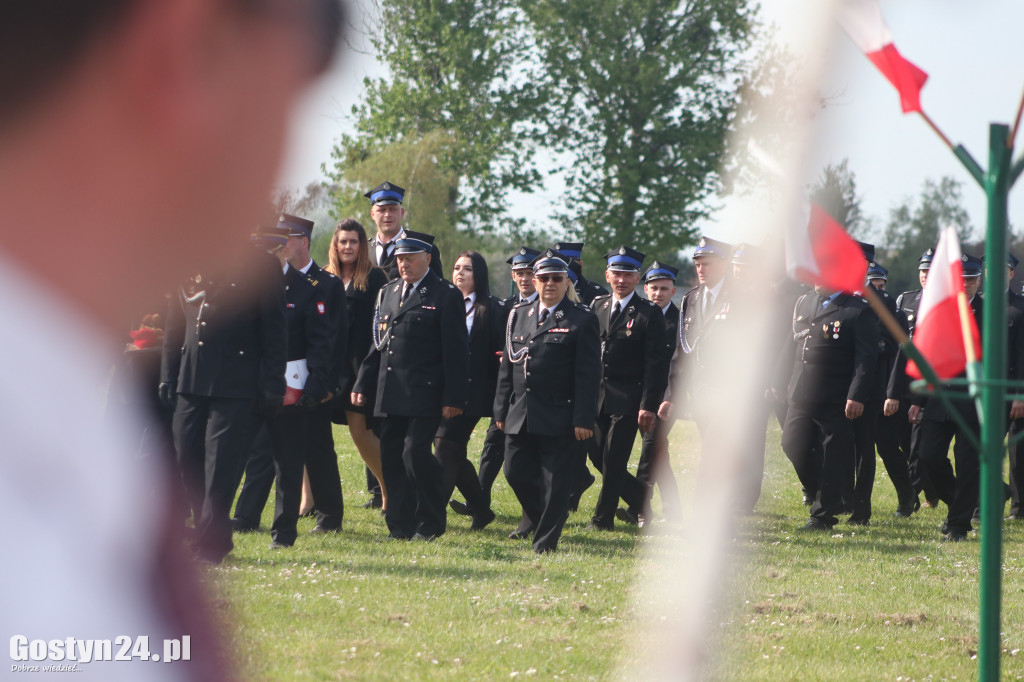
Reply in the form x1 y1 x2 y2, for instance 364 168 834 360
908 404 922 424
883 398 899 417
351 392 365 406
495 421 505 431
1011 400 1024 421
442 406 463 419
295 394 319 409
574 427 593 441
254 392 282 420
157 382 176 410
657 401 674 421
637 409 656 433
845 400 864 420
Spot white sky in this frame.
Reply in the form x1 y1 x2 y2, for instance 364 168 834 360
277 0 1024 251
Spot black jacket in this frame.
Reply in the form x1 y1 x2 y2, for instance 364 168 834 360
282 264 334 402
161 248 286 400
354 270 470 417
493 297 601 436
591 293 668 415
464 295 509 417
307 261 349 394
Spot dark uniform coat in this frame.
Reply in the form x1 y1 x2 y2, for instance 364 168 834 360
354 269 470 418
591 293 668 415
281 264 334 402
574 273 608 308
307 261 349 395
161 249 286 400
787 291 879 412
493 297 601 437
464 295 509 418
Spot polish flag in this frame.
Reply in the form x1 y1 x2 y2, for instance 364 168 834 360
786 202 867 294
907 227 980 379
838 0 929 114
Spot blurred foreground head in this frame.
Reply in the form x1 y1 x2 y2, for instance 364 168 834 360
0 0 344 330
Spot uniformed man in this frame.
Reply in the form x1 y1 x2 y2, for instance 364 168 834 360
587 246 667 530
450 246 539 520
618 261 682 525
365 181 443 280
908 253 983 540
553 241 609 307
494 251 601 553
352 231 470 540
1006 253 1024 519
896 248 939 507
160 233 287 563
279 213 348 533
780 280 879 531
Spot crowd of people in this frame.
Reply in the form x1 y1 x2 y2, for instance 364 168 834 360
150 175 1024 560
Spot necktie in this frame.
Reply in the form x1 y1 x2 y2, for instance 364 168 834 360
401 283 412 305
383 241 393 263
464 297 473 317
609 301 621 326
538 308 550 326
702 289 712 315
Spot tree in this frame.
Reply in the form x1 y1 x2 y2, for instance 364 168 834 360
882 176 973 295
809 159 865 237
521 0 755 264
327 0 542 234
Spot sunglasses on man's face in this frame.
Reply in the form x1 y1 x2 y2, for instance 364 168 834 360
535 275 565 283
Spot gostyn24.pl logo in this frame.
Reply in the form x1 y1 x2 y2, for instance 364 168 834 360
10 635 191 670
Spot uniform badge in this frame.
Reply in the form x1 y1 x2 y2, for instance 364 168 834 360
830 320 841 339
626 318 634 329
317 302 326 315
528 308 535 318
420 287 427 295
554 310 565 320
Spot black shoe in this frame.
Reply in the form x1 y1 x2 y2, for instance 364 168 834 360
470 508 496 530
412 532 438 542
847 516 870 526
309 524 340 535
361 497 383 509
940 520 949 535
797 519 831 532
268 541 292 549
942 530 967 542
894 504 915 518
508 529 530 540
231 517 257 532
615 507 639 525
449 499 473 516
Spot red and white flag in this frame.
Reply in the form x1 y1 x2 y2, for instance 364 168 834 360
907 226 980 380
838 0 929 114
786 202 867 293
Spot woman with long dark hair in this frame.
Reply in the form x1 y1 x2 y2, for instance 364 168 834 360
324 219 389 510
434 250 507 529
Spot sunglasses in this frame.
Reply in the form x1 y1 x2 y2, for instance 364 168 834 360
535 275 565 283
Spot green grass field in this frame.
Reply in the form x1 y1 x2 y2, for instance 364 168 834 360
205 421 1024 680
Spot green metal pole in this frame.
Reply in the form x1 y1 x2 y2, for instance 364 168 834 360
978 122 1011 682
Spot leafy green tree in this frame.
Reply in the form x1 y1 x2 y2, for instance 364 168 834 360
328 0 542 233
882 176 973 295
521 0 755 264
809 159 865 238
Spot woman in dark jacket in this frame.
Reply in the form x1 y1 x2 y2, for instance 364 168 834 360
435 250 507 529
325 219 389 510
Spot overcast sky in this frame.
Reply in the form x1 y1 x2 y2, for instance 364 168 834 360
276 0 1024 251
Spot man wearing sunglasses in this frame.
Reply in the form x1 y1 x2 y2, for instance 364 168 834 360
494 252 601 553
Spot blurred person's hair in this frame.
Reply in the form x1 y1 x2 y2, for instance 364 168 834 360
326 219 373 291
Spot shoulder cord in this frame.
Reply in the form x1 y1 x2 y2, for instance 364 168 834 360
505 305 529 364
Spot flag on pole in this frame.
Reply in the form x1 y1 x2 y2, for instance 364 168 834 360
838 0 929 114
907 226 980 379
786 202 867 293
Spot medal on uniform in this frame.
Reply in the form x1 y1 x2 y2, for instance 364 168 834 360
832 320 841 339
420 287 427 295
626 318 634 336
554 310 564 320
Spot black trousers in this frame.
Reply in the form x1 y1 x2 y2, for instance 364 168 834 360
505 432 576 553
631 416 681 520
305 402 344 530
781 402 853 526
904 412 938 501
379 415 445 538
233 425 274 528
850 402 880 521
1010 417 1024 517
590 410 643 527
434 413 488 512
173 394 259 561
477 419 506 506
918 414 979 535
874 404 916 508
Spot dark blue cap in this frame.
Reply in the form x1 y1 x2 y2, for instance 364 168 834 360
507 246 541 270
919 248 934 271
730 243 759 266
393 230 434 255
364 181 406 206
252 225 290 249
566 259 581 284
867 261 888 280
1010 252 1020 270
533 249 569 275
277 213 314 239
858 241 875 262
693 236 731 260
604 245 645 272
644 261 679 283
961 253 983 278
553 242 584 260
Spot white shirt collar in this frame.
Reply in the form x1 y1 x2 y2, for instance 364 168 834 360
612 290 635 309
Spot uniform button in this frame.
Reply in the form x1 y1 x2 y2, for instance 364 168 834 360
526 372 531 376
387 367 392 371
526 388 531 393
200 321 207 327
203 303 210 308
389 351 394 355
197 341 204 347
238 350 244 356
